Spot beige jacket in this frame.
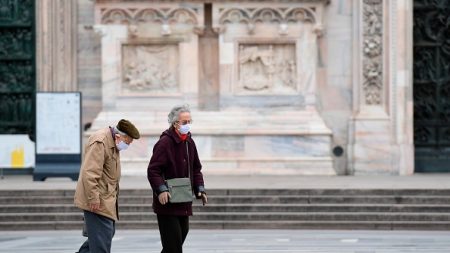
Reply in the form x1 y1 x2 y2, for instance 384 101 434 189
74 128 121 221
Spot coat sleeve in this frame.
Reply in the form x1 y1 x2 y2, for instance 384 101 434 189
192 141 205 194
81 141 105 204
147 140 169 195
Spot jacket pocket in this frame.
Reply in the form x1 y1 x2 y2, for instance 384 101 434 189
106 182 117 198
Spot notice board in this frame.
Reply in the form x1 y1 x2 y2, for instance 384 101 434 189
34 92 82 181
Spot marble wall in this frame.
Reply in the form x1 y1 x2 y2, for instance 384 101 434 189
86 0 338 176
77 0 102 127
317 0 353 175
36 0 77 92
39 0 414 176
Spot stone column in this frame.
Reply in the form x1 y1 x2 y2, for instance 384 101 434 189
349 0 413 175
390 0 414 175
36 0 78 91
349 0 392 174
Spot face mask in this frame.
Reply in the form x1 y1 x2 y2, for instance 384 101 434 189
116 141 129 151
179 124 191 134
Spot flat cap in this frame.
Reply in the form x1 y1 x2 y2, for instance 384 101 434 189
117 119 140 139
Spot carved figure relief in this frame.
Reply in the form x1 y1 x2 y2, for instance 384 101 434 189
0 61 33 92
238 44 297 93
0 93 32 123
0 0 34 134
0 0 32 24
0 28 33 57
122 44 178 93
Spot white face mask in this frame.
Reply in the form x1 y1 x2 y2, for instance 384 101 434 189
116 141 129 151
179 124 191 134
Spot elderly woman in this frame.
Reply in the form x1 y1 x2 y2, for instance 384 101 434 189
147 104 207 253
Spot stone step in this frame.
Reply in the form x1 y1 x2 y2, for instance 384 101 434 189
1 189 449 230
2 189 450 197
2 212 450 222
1 220 450 231
2 195 450 205
2 204 450 213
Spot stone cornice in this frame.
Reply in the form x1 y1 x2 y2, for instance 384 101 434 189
211 1 328 36
95 0 330 3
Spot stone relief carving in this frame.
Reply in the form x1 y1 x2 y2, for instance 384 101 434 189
0 0 33 24
362 0 383 105
122 44 178 93
0 28 33 58
0 61 33 92
238 44 297 93
100 7 198 26
218 7 320 35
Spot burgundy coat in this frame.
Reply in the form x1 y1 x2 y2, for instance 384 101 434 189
147 127 205 216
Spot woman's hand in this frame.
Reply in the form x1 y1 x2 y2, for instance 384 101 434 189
198 192 208 206
158 192 171 205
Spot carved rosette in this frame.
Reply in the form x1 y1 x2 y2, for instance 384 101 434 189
362 0 383 105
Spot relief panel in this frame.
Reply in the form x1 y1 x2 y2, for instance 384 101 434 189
121 44 179 94
237 43 297 94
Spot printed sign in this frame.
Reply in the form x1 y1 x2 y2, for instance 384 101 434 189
36 93 81 154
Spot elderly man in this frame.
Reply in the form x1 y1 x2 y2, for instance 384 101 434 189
75 119 140 253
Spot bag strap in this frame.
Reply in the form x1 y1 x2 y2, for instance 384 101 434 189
185 141 194 196
185 141 191 179
161 141 192 181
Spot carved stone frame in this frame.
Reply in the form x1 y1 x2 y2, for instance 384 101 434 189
93 1 203 110
232 38 301 96
213 1 327 108
353 0 389 118
119 38 184 97
349 0 414 175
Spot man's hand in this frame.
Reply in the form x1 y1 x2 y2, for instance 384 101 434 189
158 192 171 205
89 203 100 212
198 192 208 206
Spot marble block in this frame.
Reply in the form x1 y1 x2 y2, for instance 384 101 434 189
87 109 336 176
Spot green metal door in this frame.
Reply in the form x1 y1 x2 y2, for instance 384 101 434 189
0 0 35 137
413 1 450 172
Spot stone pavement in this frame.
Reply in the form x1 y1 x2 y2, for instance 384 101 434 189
1 174 450 252
1 174 450 190
0 229 450 253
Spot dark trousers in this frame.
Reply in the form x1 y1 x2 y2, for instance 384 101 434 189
77 210 115 253
157 215 189 253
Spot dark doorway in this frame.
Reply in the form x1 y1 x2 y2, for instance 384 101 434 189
0 0 36 138
413 1 450 172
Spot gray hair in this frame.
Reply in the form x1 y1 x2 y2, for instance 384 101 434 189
113 126 127 136
168 104 191 126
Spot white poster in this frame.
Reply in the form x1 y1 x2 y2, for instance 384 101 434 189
36 93 81 154
0 135 35 168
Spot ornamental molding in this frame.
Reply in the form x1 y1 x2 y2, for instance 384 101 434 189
219 7 316 25
362 0 383 105
96 0 330 3
214 4 327 36
99 7 199 26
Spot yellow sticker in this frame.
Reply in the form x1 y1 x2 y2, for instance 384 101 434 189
11 146 25 168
